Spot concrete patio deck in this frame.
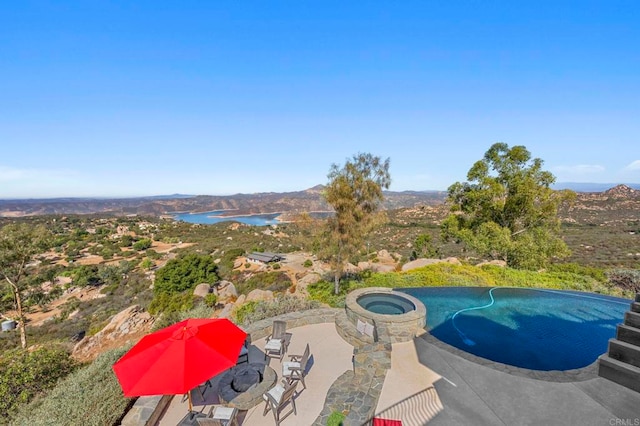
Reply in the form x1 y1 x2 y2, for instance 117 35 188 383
156 322 354 426
153 316 640 426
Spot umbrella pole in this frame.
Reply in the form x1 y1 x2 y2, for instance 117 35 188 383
188 391 193 413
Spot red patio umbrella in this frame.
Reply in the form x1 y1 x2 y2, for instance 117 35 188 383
113 317 247 410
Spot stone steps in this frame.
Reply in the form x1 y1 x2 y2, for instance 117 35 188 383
607 338 640 369
624 311 640 329
617 324 640 346
598 293 640 393
598 355 640 393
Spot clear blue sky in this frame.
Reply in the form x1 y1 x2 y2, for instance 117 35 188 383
1 1 639 198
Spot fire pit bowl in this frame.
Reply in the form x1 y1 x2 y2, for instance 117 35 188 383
218 363 277 410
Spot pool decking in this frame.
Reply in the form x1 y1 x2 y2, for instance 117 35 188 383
151 311 640 426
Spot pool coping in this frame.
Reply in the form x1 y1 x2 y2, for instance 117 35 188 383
419 332 599 382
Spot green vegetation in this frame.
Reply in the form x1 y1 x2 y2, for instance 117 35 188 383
442 143 574 270
327 410 345 426
308 263 629 308
151 303 215 332
0 223 52 348
232 296 322 326
9 347 131 426
235 271 292 295
148 291 196 315
154 253 218 294
0 346 77 424
323 152 391 294
410 233 438 260
132 238 152 251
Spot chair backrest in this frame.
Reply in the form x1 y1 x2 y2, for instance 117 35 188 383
196 417 223 426
299 344 310 369
271 320 287 340
278 381 298 410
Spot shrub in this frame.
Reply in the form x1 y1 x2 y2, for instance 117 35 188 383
132 238 152 251
236 271 292 295
548 263 607 282
607 269 640 293
148 291 196 315
0 346 77 423
232 296 322 326
327 411 345 426
303 259 313 268
204 293 218 307
9 347 131 426
307 263 629 307
151 303 215 331
154 253 218 295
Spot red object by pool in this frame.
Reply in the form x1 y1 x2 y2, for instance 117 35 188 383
372 418 403 426
112 317 247 397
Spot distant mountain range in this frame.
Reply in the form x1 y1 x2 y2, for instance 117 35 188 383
0 183 637 218
553 182 640 192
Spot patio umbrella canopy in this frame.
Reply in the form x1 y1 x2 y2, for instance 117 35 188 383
113 318 247 397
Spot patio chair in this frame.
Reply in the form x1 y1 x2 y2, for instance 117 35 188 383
264 320 289 361
282 343 310 390
196 418 223 426
262 379 299 425
201 405 239 426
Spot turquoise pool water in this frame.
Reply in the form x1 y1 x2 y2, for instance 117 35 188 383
399 287 630 371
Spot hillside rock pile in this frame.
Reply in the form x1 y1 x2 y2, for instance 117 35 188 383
72 305 155 362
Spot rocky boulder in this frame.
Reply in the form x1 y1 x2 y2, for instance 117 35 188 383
296 273 322 295
376 249 397 264
476 259 507 267
401 257 461 271
193 283 212 298
215 280 238 304
371 263 396 273
72 305 154 362
245 289 274 302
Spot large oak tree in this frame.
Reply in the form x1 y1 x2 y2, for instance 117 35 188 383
442 143 574 269
322 153 391 294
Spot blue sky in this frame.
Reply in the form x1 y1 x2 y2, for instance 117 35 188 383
1 1 639 198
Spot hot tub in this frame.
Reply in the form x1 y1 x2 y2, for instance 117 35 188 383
345 287 427 344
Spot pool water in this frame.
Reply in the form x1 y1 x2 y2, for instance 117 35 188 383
399 287 630 371
356 293 416 315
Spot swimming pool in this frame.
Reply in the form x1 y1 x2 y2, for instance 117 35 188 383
399 287 631 371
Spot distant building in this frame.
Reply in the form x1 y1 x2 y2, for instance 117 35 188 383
247 252 283 264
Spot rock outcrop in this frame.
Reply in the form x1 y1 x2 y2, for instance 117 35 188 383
215 280 238 304
193 283 212 298
72 305 154 362
401 257 461 271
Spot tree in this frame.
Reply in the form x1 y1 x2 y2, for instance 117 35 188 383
154 253 218 294
442 143 574 269
322 153 391 294
410 233 439 260
0 223 52 349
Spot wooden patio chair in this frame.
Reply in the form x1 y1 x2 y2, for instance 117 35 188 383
264 320 290 361
282 343 311 390
262 379 299 425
